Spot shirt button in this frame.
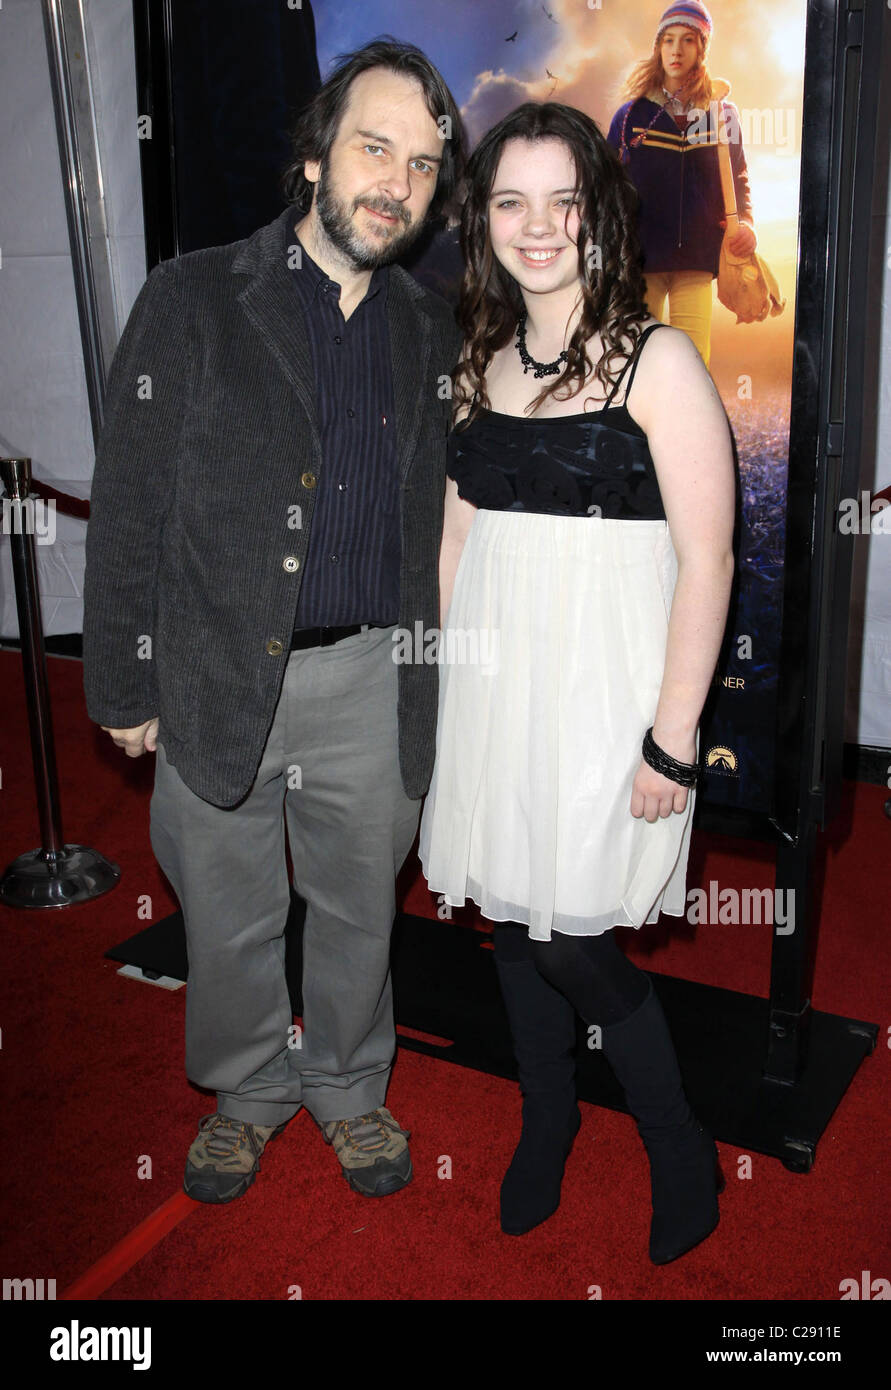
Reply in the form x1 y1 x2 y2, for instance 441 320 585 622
282 556 300 572
301 471 317 489
266 639 284 656
337 482 348 491
333 335 342 345
347 408 355 418
329 554 339 564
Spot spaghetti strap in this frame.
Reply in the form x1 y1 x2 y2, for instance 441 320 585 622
600 323 665 412
619 323 666 404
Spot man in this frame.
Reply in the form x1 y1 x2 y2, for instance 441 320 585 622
82 39 465 1204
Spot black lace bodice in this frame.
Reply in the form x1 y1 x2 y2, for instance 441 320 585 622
447 323 667 521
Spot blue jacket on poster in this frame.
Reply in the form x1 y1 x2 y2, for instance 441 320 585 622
606 81 753 279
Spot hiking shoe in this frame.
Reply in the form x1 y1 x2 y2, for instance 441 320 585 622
318 1106 412 1197
184 1112 288 1204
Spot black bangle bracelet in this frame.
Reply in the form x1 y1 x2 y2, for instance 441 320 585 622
642 726 699 787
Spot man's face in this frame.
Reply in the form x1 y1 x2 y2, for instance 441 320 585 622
305 67 444 270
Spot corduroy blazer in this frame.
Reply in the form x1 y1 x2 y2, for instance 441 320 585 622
82 205 463 807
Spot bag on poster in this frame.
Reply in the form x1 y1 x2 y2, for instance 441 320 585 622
714 96 786 323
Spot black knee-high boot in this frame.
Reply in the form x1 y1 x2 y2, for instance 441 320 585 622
601 975 724 1264
493 927 582 1235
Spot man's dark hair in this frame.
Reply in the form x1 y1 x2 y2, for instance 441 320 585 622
280 36 465 220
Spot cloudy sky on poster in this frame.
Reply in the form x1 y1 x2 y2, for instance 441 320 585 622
314 0 808 237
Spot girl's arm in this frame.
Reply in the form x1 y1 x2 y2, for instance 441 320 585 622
439 474 477 627
625 324 737 820
725 101 757 251
727 101 754 227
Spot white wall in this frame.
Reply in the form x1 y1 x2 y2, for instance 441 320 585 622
844 96 891 750
0 0 143 640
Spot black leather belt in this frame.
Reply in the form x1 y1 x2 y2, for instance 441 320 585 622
289 623 389 651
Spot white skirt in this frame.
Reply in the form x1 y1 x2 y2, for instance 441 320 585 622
417 509 697 941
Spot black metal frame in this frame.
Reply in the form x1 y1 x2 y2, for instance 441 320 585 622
132 0 179 267
765 0 885 1095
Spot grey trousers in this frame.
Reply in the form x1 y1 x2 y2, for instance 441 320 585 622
149 624 421 1126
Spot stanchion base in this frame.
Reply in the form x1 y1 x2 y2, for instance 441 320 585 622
0 845 121 909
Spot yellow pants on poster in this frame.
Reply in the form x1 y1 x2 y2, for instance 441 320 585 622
644 270 714 370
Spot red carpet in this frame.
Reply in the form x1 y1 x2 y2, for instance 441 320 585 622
1 648 889 1301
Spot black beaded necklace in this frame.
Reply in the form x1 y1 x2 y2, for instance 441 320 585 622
515 311 568 378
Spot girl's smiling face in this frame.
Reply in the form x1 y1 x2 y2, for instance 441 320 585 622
487 138 582 295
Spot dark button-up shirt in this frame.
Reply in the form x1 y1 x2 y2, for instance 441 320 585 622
284 219 400 629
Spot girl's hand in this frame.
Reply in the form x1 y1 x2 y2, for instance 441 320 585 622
725 221 757 256
629 732 697 820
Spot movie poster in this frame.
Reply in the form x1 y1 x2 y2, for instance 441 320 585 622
313 0 807 816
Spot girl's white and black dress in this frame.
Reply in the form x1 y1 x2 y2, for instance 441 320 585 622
418 323 698 941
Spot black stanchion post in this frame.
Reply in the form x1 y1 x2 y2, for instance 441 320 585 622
764 829 817 1087
1 456 120 909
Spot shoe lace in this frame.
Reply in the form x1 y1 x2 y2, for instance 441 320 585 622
200 1114 258 1159
340 1111 394 1154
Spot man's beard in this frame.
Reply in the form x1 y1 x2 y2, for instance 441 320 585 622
314 161 424 269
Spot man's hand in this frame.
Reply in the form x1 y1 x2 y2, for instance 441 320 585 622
100 717 159 757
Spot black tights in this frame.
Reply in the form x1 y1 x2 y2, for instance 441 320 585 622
493 920 650 1027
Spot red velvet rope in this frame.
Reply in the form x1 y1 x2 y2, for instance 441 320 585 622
25 477 90 520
